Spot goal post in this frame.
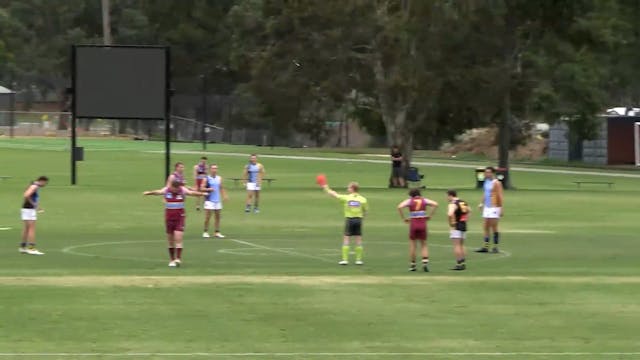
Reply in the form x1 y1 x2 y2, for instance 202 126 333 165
635 122 640 166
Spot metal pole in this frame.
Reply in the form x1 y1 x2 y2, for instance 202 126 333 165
200 74 207 151
9 92 15 138
165 47 172 181
71 46 77 185
101 0 112 45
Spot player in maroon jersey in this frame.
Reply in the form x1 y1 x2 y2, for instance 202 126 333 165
193 157 208 211
143 180 207 267
397 188 439 272
166 162 186 188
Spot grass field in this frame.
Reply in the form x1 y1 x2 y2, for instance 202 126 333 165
1 138 639 359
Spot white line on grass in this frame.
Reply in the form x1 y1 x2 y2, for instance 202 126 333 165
1 352 639 357
0 227 11 231
157 150 640 179
227 238 334 263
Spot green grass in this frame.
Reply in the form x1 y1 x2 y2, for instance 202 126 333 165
0 138 639 359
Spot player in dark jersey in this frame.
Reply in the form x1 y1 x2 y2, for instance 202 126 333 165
397 188 438 272
166 162 186 188
143 180 207 267
193 157 208 211
447 189 470 271
20 176 49 255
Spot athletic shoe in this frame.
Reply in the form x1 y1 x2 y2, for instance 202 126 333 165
214 232 225 238
26 249 44 255
355 260 363 265
203 232 211 238
422 263 430 272
451 264 466 271
474 247 489 253
244 208 251 213
339 260 348 265
409 265 417 272
174 259 182 267
253 208 260 214
168 261 177 267
491 247 500 254
196 206 201 212
19 248 29 254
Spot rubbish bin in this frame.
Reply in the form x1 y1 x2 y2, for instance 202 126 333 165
475 167 509 188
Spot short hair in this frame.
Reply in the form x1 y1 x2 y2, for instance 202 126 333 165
349 181 360 192
485 166 495 173
37 176 49 182
409 188 421 197
250 154 257 157
210 163 218 168
447 189 457 197
171 180 182 188
174 162 184 168
201 156 208 160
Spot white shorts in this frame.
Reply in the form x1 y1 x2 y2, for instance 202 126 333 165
204 201 223 210
246 182 261 191
450 230 466 239
21 208 37 221
483 206 502 219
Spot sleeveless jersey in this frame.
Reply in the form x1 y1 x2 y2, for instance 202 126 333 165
246 163 261 183
206 175 221 203
196 163 207 179
164 187 185 218
451 199 469 231
22 182 40 209
484 179 498 207
172 171 186 186
408 197 429 227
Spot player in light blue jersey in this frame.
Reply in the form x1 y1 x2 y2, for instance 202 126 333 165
202 164 228 238
243 154 265 213
20 176 49 255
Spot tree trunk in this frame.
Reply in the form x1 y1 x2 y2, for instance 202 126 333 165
498 91 512 189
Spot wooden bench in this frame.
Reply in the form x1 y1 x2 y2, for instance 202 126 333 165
573 181 614 188
230 178 276 188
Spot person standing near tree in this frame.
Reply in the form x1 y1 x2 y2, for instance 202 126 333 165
390 145 405 188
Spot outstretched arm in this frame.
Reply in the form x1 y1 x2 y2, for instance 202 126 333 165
183 187 208 197
143 188 166 196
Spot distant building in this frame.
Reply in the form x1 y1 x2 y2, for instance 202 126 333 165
548 107 640 165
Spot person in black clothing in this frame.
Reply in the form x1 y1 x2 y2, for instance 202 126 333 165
20 176 49 255
390 146 405 188
447 189 470 271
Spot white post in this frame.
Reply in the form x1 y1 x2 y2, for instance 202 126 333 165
635 122 640 166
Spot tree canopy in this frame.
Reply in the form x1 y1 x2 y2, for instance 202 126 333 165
1 0 638 175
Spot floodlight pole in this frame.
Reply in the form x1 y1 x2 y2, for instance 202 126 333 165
200 74 207 151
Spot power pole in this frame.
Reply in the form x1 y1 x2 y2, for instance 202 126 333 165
101 0 112 45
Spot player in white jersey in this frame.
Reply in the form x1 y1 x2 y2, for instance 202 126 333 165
243 154 265 213
202 164 228 238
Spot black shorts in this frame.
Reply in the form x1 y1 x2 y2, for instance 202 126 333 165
344 218 363 236
455 222 467 232
392 167 402 178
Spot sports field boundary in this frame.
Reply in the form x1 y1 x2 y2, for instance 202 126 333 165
1 352 639 357
152 150 640 179
2 275 640 287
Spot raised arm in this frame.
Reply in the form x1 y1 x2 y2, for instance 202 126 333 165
322 185 339 198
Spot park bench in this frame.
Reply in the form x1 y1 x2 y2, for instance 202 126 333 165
573 181 614 188
230 178 277 188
